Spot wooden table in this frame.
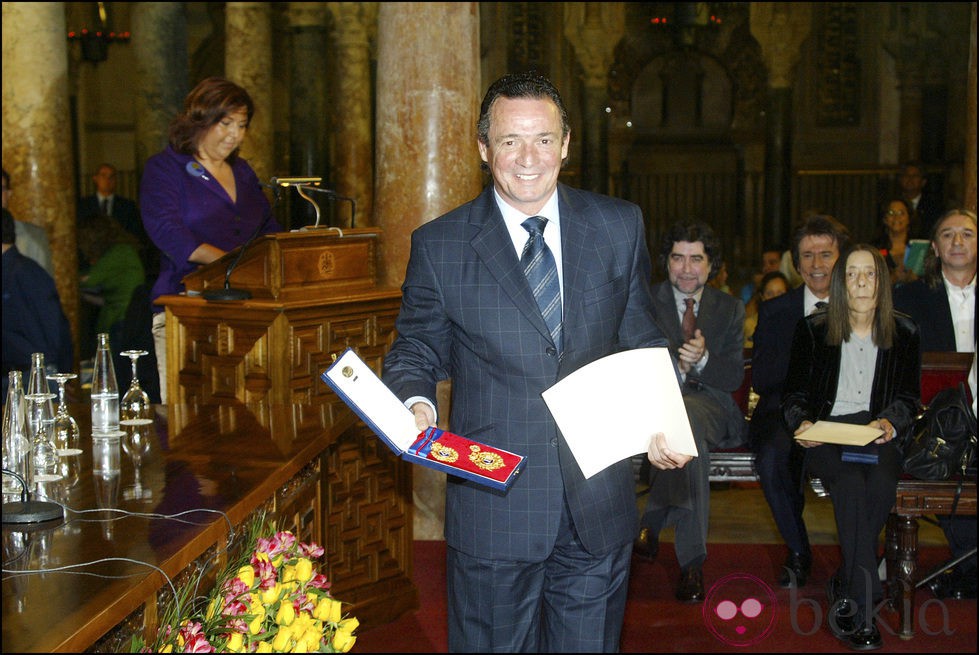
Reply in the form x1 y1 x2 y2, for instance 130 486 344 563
2 400 417 652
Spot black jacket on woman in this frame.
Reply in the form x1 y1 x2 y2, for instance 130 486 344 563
782 312 921 438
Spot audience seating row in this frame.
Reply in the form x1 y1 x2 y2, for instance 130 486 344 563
712 349 975 639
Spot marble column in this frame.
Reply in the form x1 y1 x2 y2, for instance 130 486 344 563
327 2 376 227
751 3 811 251
375 2 481 288
226 2 274 185
287 3 329 228
131 3 188 176
564 4 624 194
2 2 80 358
375 2 481 540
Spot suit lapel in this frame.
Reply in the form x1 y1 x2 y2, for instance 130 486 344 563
468 188 552 340
556 190 597 353
653 282 683 346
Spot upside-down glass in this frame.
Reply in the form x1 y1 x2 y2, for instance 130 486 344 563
120 350 150 422
48 372 82 457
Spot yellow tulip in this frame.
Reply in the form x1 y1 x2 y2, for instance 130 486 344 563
299 629 322 652
271 625 293 651
261 583 281 605
255 640 273 653
237 565 255 588
276 600 296 626
312 597 333 621
249 607 266 635
226 632 244 652
206 597 221 620
283 564 296 583
332 629 356 652
328 598 343 623
294 557 313 583
160 645 173 653
337 617 359 633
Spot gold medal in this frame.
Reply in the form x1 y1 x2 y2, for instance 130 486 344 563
431 444 459 463
469 445 504 471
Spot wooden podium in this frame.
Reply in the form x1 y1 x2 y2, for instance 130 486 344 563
154 227 418 629
158 227 402 406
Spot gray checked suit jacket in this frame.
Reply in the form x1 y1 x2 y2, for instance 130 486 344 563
383 183 670 561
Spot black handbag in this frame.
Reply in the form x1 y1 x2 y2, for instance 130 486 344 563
902 382 977 481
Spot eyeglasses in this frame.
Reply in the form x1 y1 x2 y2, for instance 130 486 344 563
886 209 907 216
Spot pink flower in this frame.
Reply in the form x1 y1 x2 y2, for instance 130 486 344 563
182 632 215 653
307 572 332 591
298 541 324 559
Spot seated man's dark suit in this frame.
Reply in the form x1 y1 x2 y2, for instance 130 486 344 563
750 285 812 560
643 281 746 568
77 193 142 239
895 277 977 593
2 245 73 398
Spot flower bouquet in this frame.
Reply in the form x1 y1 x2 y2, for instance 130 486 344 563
133 518 358 653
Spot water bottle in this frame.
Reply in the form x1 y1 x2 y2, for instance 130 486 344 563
3 370 32 496
91 333 120 434
27 352 56 435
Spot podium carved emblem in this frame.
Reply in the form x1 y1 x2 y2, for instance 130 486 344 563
318 251 336 277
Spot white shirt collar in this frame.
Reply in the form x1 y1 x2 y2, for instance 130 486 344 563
803 286 828 315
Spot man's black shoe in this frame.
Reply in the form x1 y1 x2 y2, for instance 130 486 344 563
828 599 857 639
633 527 659 561
676 565 705 603
778 550 812 588
847 621 882 651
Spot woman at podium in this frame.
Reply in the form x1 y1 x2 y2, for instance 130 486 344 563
140 77 282 403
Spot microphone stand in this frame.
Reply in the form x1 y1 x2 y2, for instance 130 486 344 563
299 185 357 230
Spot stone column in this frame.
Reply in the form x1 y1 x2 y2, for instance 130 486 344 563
751 3 811 251
327 2 376 227
375 2 481 540
131 3 189 177
226 2 274 185
287 3 329 228
2 2 80 357
375 2 481 287
564 3 624 194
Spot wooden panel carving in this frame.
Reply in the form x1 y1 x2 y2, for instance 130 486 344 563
324 426 417 628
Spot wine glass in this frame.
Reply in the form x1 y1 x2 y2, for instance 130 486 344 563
122 419 153 501
120 350 150 422
47 372 82 457
25 392 61 484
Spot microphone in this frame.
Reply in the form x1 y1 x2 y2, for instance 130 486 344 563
202 206 274 302
300 185 357 229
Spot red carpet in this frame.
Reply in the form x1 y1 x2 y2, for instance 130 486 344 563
356 540 977 653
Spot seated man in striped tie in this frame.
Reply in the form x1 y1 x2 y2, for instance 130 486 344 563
638 219 747 603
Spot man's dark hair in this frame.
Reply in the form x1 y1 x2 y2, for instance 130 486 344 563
658 220 724 279
476 72 570 174
790 214 851 271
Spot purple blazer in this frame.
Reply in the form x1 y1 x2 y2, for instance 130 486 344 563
140 146 282 310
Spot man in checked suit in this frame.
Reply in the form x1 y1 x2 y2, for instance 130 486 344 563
637 220 746 603
383 72 681 652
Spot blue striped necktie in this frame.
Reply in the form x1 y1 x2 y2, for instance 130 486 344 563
521 216 563 352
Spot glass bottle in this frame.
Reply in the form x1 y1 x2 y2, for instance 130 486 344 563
91 332 120 434
27 352 56 435
2 371 32 497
